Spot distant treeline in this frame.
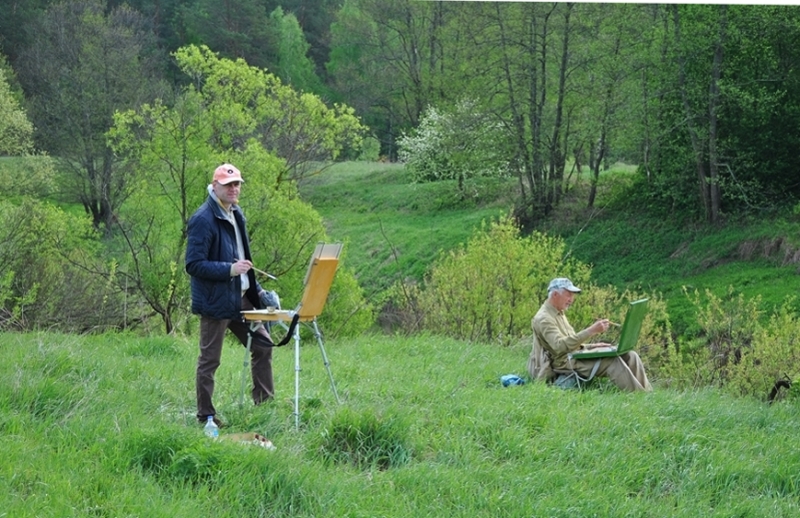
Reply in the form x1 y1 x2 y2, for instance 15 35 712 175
3 2 800 223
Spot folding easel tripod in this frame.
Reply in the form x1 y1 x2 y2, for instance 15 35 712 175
241 243 343 429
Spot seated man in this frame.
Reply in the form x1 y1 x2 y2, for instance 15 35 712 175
528 277 652 392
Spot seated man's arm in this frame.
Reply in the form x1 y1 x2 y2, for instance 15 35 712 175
534 315 594 357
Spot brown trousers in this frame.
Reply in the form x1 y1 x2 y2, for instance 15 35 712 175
195 296 274 421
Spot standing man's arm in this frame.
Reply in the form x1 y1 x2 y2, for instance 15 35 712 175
186 215 234 281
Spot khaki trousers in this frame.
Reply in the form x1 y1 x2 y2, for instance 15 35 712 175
570 351 652 392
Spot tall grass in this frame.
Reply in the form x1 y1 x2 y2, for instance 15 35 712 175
3 331 800 517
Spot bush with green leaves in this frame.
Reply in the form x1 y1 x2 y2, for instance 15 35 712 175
673 287 762 389
408 215 590 345
725 301 800 399
648 286 800 400
357 135 381 162
397 98 511 199
0 197 128 332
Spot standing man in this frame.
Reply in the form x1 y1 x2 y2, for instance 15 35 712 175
529 277 652 392
186 163 277 426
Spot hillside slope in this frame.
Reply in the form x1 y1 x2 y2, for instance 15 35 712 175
300 162 800 334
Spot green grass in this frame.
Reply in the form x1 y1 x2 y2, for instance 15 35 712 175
3 331 800 517
7 159 800 514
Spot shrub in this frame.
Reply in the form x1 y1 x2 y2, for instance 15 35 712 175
413 215 591 345
727 300 800 399
682 287 762 389
652 286 800 399
357 135 381 162
0 197 128 332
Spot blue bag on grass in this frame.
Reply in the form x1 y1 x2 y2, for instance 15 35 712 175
501 374 525 387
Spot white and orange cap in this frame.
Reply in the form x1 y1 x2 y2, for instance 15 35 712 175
213 164 244 185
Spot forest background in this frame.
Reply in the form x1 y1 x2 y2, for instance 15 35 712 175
3 1 800 399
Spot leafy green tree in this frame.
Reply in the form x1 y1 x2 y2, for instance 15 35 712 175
273 0 342 81
397 98 511 200
109 0 187 59
16 0 166 230
0 0 50 64
327 0 451 158
269 6 325 96
567 4 653 209
180 44 364 182
110 45 371 334
0 67 34 156
642 5 800 220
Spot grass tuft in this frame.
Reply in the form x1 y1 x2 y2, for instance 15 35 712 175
317 407 413 470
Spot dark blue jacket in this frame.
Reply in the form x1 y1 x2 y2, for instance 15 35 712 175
186 194 263 320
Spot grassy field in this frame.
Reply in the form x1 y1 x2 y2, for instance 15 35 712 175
3 331 800 517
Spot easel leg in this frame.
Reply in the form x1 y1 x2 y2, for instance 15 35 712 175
312 319 341 404
241 323 256 408
293 322 301 430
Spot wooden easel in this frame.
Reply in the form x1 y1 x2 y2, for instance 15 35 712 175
241 243 343 429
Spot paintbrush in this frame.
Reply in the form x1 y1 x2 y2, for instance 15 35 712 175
251 266 277 280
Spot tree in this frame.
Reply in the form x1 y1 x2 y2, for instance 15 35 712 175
397 98 511 200
0 63 56 200
180 0 274 71
273 0 342 82
459 2 572 223
0 67 34 156
0 0 50 64
573 4 653 208
671 4 723 223
110 45 370 334
641 5 800 221
327 0 452 158
16 0 166 230
178 45 364 183
269 6 325 96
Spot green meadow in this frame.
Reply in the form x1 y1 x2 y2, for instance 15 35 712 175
4 161 800 516
3 331 800 517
